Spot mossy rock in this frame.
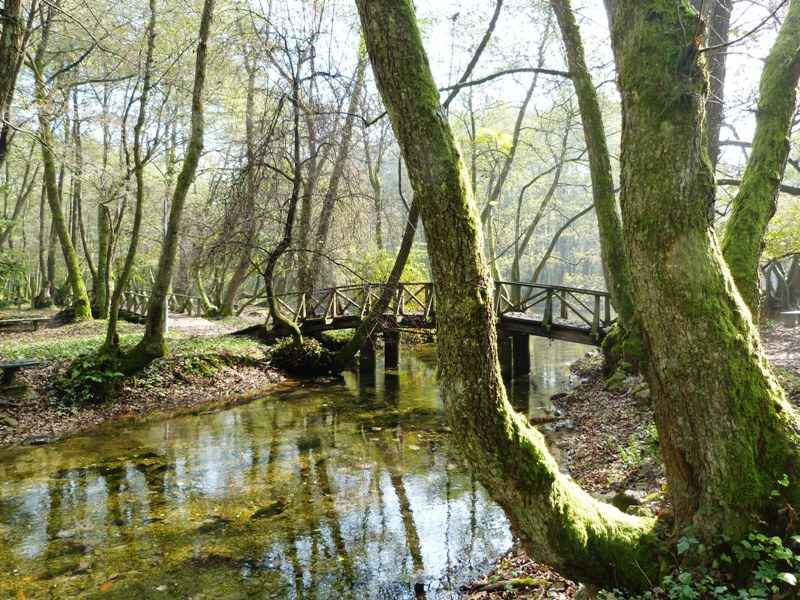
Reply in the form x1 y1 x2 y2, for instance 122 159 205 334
604 368 630 393
270 338 338 376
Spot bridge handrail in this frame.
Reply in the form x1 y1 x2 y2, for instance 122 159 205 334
494 281 611 297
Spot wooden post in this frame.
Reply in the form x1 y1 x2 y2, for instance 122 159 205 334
498 335 513 380
384 328 400 369
512 334 530 376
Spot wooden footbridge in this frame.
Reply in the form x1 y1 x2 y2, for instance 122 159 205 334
118 281 614 376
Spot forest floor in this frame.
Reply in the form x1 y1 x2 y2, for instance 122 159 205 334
462 321 800 599
0 309 280 448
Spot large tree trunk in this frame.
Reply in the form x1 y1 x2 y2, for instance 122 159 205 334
123 0 215 373
608 0 800 538
356 0 661 589
720 0 800 316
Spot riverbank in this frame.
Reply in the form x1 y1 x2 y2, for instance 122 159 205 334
0 314 281 448
464 322 800 598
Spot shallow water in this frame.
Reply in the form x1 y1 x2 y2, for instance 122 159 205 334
0 339 587 599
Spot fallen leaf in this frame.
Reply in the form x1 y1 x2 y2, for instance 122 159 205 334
99 582 114 592
16 591 26 600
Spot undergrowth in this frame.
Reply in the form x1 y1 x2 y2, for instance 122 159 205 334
603 477 800 599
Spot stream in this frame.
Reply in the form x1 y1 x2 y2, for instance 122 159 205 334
0 338 588 599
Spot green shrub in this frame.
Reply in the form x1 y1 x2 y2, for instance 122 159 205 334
53 353 124 405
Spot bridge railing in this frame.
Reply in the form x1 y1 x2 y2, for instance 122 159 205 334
120 290 205 318
276 282 435 324
494 281 615 336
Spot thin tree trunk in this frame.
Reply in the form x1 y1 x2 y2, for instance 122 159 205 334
510 131 569 292
264 75 303 347
32 6 92 319
104 0 157 349
694 0 732 170
300 55 366 293
334 201 419 368
356 0 661 588
219 44 258 317
0 0 32 169
123 0 216 372
531 205 593 282
72 89 96 288
720 0 800 316
0 143 38 248
552 0 635 330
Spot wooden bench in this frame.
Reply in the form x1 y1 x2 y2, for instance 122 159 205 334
0 317 49 332
781 310 800 328
0 359 43 386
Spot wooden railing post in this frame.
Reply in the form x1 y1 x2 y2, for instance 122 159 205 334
560 291 568 320
592 294 601 336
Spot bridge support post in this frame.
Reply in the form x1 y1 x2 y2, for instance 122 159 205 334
384 329 400 369
512 334 530 376
359 336 377 375
498 335 513 380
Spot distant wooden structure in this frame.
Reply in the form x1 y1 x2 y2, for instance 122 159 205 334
117 281 615 377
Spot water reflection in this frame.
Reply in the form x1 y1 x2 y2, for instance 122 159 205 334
0 339 586 599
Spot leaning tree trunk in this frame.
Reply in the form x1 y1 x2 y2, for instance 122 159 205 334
122 0 215 374
720 0 800 316
356 0 661 589
263 75 303 348
608 0 800 539
333 200 419 369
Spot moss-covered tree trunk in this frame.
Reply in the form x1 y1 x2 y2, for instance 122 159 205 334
122 0 215 373
96 204 111 318
32 8 92 320
608 0 800 537
552 0 635 331
720 0 800 316
356 0 661 589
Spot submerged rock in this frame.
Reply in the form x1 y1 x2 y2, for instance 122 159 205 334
250 499 286 519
